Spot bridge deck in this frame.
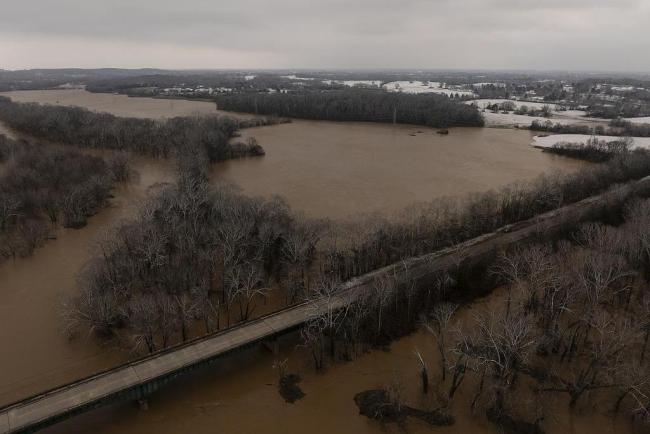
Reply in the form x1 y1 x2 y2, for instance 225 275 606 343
2 175 650 433
0 300 317 433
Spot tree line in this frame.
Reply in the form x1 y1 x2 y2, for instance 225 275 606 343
214 89 485 128
587 101 650 120
531 118 650 138
543 137 633 162
420 199 650 431
0 134 131 261
0 97 268 162
301 196 650 432
320 148 650 282
481 101 553 118
64 168 322 351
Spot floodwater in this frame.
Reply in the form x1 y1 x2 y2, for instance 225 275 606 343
0 89 253 120
0 138 176 404
43 291 641 434
0 90 621 433
214 120 585 218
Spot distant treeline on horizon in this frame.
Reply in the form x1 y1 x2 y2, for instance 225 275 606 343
215 90 484 128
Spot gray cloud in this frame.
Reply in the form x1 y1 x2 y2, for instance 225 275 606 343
0 0 648 70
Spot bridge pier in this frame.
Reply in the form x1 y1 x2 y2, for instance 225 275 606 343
263 338 279 355
137 398 149 411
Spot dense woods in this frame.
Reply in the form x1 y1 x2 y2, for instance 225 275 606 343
0 134 130 261
427 200 650 430
531 118 650 137
587 101 650 119
300 196 650 432
0 97 267 161
215 90 484 128
544 137 633 162
64 172 322 350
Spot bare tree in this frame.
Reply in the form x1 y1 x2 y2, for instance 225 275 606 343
614 361 650 418
281 220 320 301
17 219 49 255
456 307 535 413
301 316 327 371
0 192 20 231
191 282 221 333
62 287 120 340
225 262 268 322
173 292 197 342
342 292 371 359
542 312 634 408
425 302 458 382
124 294 161 353
305 275 348 359
414 349 429 394
371 275 395 336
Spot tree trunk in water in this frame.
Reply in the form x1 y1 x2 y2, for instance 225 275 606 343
421 366 429 394
615 388 632 413
641 329 649 363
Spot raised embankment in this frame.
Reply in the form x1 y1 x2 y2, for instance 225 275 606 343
2 175 650 434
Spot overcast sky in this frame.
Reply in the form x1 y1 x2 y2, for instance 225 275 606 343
1 0 648 71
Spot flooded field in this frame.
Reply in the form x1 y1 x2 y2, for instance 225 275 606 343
0 90 614 433
214 120 585 218
0 89 253 120
2 89 586 219
0 146 176 404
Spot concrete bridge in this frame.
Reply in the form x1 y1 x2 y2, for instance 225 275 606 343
2 176 650 434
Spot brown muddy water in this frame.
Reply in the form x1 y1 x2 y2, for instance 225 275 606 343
42 291 640 434
0 89 254 120
0 146 176 404
214 120 585 219
0 91 620 433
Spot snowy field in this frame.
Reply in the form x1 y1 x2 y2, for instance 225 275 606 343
624 117 650 125
322 79 382 87
532 134 650 149
383 81 477 97
282 75 315 80
478 111 601 128
466 99 607 127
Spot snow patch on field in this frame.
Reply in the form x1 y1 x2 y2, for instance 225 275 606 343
471 82 506 89
282 75 315 81
480 112 599 128
624 117 650 125
383 81 477 97
322 79 382 87
466 99 607 127
532 134 650 149
467 99 559 111
611 86 635 92
481 112 557 127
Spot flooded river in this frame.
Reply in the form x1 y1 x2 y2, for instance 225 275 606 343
43 292 639 434
0 150 176 404
0 90 624 433
0 89 251 120
215 121 584 218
